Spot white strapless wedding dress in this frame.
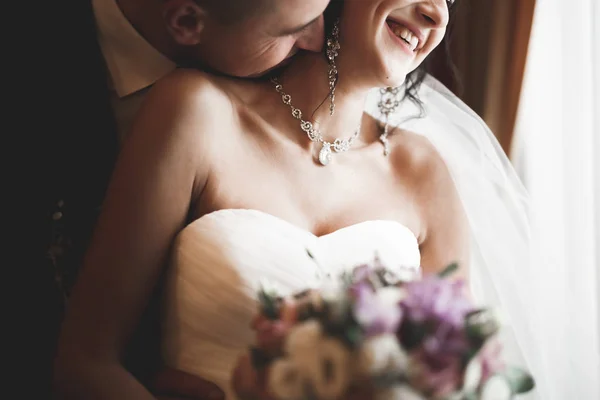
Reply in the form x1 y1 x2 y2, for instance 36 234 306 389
161 209 421 399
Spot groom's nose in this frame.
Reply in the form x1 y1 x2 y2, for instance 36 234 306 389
295 15 326 53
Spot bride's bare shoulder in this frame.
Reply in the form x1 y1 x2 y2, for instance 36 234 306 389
128 68 239 153
389 129 450 182
389 128 469 272
388 127 460 208
143 68 234 116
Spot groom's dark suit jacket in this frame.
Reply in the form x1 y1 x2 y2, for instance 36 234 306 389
24 1 160 397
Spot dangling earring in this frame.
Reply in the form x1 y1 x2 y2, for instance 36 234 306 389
377 87 402 156
326 19 341 116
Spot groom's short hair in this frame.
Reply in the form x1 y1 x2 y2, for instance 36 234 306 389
196 0 275 23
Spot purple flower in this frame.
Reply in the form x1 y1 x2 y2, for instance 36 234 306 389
350 262 384 287
479 338 505 383
401 276 474 328
352 263 375 282
409 348 464 398
399 276 477 396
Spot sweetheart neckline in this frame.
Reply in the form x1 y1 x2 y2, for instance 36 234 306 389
182 208 419 242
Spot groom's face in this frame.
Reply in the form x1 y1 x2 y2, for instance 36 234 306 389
189 0 330 77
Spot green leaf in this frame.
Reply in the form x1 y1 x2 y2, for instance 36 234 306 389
502 366 536 394
249 346 274 370
465 309 501 344
398 321 428 350
462 391 479 400
442 391 476 400
438 262 459 278
258 288 280 320
480 376 512 399
342 325 364 348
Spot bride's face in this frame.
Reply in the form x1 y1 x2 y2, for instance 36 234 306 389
339 0 450 87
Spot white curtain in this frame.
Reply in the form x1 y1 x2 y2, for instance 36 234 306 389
512 0 600 398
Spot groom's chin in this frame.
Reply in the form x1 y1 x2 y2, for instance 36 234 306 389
245 51 300 80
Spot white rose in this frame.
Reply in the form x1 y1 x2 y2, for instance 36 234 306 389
392 265 422 282
377 287 406 307
480 376 512 400
462 358 483 392
357 334 408 378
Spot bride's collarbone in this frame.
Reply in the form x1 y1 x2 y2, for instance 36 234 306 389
193 179 421 239
195 126 423 235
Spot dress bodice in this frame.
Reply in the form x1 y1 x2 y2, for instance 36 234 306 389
161 209 421 399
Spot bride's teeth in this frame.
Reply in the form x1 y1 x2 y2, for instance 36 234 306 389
400 28 410 40
409 35 419 50
390 23 419 51
396 27 412 42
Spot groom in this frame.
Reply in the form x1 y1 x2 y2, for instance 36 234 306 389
39 0 329 399
95 0 329 139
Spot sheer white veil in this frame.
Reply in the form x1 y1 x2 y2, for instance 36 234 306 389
364 75 547 399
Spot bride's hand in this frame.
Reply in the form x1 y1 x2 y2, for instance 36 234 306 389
153 368 225 400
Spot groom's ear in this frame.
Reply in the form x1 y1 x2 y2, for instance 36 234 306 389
163 0 207 46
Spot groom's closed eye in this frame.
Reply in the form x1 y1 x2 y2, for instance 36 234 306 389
275 15 325 55
278 16 321 36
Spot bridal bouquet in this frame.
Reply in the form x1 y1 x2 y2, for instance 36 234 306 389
244 258 535 400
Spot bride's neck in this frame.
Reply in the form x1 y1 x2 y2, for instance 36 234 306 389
273 51 372 144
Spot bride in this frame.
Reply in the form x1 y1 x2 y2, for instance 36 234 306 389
55 0 543 399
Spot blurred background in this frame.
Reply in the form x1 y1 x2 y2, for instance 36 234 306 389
429 0 535 156
430 0 600 398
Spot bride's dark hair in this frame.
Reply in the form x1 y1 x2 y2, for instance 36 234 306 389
324 0 461 111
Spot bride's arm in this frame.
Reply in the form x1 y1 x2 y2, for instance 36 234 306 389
53 70 225 399
410 134 471 282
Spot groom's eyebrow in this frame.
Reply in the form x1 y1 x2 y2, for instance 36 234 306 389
278 16 320 36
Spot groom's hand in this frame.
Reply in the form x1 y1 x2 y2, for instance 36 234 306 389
153 368 225 400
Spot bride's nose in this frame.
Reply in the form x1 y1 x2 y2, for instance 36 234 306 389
416 0 449 28
295 16 326 53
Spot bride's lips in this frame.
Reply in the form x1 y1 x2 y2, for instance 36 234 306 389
385 21 414 56
385 18 425 55
385 22 415 57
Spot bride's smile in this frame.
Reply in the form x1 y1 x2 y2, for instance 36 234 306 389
386 19 423 53
332 0 449 88
247 0 450 157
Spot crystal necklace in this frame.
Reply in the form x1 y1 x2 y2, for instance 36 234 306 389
271 77 361 166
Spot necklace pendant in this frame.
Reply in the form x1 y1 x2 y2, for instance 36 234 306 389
379 122 391 156
318 143 333 166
